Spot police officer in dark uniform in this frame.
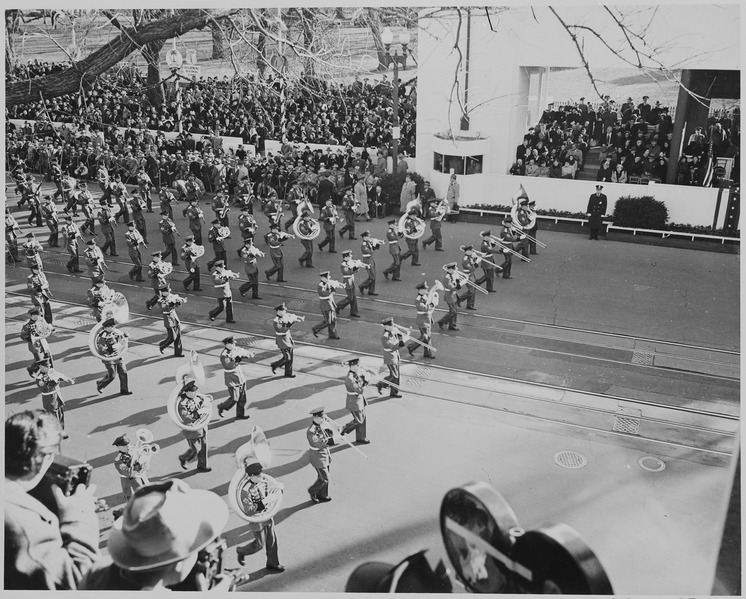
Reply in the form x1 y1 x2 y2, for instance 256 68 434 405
586 184 608 240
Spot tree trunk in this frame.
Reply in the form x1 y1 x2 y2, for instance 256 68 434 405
211 21 225 59
365 9 389 71
6 9 237 107
142 40 166 108
256 30 267 77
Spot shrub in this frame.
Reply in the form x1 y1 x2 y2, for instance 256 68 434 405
612 195 669 229
378 171 426 207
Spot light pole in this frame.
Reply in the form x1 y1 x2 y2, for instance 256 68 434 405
381 26 411 174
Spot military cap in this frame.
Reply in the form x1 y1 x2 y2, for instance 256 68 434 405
102 318 117 328
319 270 330 277
596 184 603 190
275 303 287 311
244 461 263 476
152 250 162 257
25 232 34 238
182 380 198 393
341 250 352 257
309 406 326 416
113 434 131 447
222 336 235 344
65 214 73 220
301 210 310 217
269 223 280 230
388 220 397 225
502 216 513 223
212 219 220 224
158 285 170 292
160 211 169 216
361 231 370 237
93 276 105 284
444 262 457 269
480 230 491 237
213 260 224 268
462 244 474 252
36 358 50 367
416 282 428 291
86 240 97 245
185 235 194 241
30 263 40 270
342 358 360 366
127 221 136 227
28 307 41 315
381 317 394 326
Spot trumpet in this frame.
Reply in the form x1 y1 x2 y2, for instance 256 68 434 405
130 428 160 474
348 258 371 270
368 237 385 247
216 268 239 280
241 245 265 259
453 268 489 295
326 278 344 290
228 346 255 361
489 235 531 263
279 313 305 325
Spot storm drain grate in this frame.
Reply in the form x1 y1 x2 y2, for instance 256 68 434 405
638 456 666 472
286 299 308 312
631 350 654 365
235 336 260 348
405 366 432 387
613 406 642 435
553 451 587 469
76 317 97 327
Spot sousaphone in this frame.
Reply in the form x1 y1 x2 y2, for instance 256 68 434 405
88 321 129 362
398 212 426 239
167 383 213 432
228 425 283 523
192 244 206 258
100 292 130 324
293 215 321 240
174 349 206 386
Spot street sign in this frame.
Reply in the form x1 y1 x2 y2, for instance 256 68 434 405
166 48 183 69
180 65 201 80
186 49 197 65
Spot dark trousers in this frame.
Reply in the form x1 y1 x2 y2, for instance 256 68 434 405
400 240 420 265
29 204 43 227
237 520 280 567
128 249 143 280
81 214 95 235
217 383 247 417
271 348 293 376
589 227 601 240
312 309 339 339
309 466 330 499
47 224 59 247
101 231 117 255
336 287 359 316
66 250 82 272
162 242 179 265
437 296 459 329
64 195 78 215
134 217 148 243
406 323 434 358
457 283 476 310
299 240 314 267
190 227 202 246
475 267 495 292
318 228 336 252
179 434 208 469
265 255 285 281
41 392 65 429
359 263 376 294
184 264 201 290
207 250 227 271
422 227 443 250
341 409 367 442
339 214 355 238
383 254 401 279
239 272 260 298
379 363 401 397
40 301 53 325
209 297 234 321
160 323 183 356
97 361 129 393
7 238 19 262
502 253 512 278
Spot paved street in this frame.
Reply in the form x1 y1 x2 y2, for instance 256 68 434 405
4 177 740 593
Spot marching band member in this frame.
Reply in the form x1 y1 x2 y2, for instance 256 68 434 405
181 235 203 291
238 238 263 299
185 172 205 204
339 189 358 240
130 191 148 243
284 181 304 233
336 250 363 318
84 240 106 283
177 381 211 473
498 217 517 279
157 285 185 357
297 210 316 268
97 161 111 198
311 271 341 340
376 317 404 398
400 209 422 266
270 303 300 378
159 211 180 266
340 358 371 444
98 204 118 256
23 232 44 271
382 220 403 281
95 318 132 396
5 212 22 264
136 167 154 212
407 282 437 360
422 197 448 251
511 199 532 259
20 307 54 375
206 219 228 270
77 182 96 235
42 195 60 248
238 205 258 242
235 460 285 572
206 261 236 323
358 231 380 296
317 197 338 253
28 263 53 324
262 192 282 228
474 231 500 293
211 191 230 228
145 251 169 310
264 223 292 283
158 187 177 221
87 277 111 322
307 406 334 503
437 262 463 331
456 245 479 311
61 173 78 215
34 358 74 429
217 336 252 420
527 198 539 254
112 434 149 503
62 214 84 273
125 221 147 282
183 197 205 245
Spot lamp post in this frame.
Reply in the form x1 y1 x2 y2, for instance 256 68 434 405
381 26 411 174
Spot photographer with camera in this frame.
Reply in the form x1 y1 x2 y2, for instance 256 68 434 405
5 410 100 590
81 479 235 591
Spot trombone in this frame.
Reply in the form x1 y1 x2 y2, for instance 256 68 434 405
453 269 489 295
472 250 504 272
392 323 437 353
359 366 404 395
489 235 531 263
509 225 546 249
322 415 369 459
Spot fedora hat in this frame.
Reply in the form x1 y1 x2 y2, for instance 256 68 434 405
108 480 228 571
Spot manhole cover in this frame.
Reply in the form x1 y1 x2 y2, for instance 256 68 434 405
638 456 666 472
553 451 587 469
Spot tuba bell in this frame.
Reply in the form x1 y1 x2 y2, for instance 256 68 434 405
167 383 213 432
228 426 283 523
192 244 206 258
428 279 444 307
130 428 160 472
31 318 54 339
399 212 426 240
88 321 129 362
158 261 174 276
100 291 130 324
174 349 206 386
293 215 321 240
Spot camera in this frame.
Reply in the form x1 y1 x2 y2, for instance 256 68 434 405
28 455 92 515
169 536 249 591
346 481 614 594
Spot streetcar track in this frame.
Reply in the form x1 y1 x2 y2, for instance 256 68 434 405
6 292 739 434
7 260 740 386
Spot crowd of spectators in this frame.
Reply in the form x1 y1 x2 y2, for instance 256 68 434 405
508 94 740 186
8 59 417 156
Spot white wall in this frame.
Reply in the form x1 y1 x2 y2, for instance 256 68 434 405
461 175 724 227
